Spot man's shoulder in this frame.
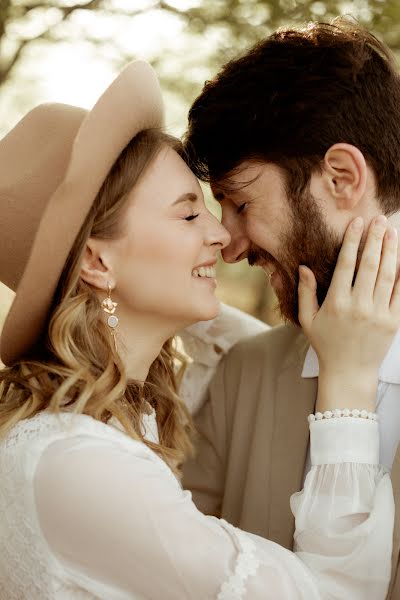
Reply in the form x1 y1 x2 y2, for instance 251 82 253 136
209 323 312 428
224 322 309 371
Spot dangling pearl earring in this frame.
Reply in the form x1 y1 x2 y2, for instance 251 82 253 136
101 282 119 350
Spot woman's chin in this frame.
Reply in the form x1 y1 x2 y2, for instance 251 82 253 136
185 299 221 325
199 306 221 323
164 297 221 334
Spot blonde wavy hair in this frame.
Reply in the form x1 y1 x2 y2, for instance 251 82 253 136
0 129 195 474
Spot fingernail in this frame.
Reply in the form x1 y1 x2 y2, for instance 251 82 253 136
299 265 307 283
352 216 364 230
387 226 398 241
374 214 387 227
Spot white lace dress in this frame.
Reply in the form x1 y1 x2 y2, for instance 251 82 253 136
0 305 394 599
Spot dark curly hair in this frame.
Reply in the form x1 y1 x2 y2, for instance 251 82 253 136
184 18 400 213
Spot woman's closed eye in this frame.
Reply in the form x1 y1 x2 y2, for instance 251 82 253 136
237 203 247 214
185 213 200 221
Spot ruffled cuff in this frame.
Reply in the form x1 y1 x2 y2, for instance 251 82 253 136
310 418 379 466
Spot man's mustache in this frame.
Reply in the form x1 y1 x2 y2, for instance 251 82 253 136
247 246 277 267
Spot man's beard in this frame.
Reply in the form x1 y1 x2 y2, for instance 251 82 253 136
249 188 342 325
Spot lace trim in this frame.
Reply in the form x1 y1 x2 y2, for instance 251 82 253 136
0 411 176 599
217 519 260 599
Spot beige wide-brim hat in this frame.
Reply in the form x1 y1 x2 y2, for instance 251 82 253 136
0 61 164 365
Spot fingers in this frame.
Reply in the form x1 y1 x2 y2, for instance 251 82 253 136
373 226 398 308
298 265 319 331
390 270 400 314
299 216 400 330
353 215 388 298
328 216 364 297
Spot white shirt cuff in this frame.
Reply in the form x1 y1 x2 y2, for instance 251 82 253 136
310 418 379 466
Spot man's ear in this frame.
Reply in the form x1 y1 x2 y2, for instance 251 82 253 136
80 238 115 291
322 143 367 209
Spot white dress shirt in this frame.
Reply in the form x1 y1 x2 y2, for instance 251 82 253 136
302 328 400 471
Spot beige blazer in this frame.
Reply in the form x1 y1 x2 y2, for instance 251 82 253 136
182 324 400 599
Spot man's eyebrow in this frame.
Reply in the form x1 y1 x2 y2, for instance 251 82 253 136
214 189 245 202
172 192 198 206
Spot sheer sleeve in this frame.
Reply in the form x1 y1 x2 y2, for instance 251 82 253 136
33 418 393 599
179 303 269 414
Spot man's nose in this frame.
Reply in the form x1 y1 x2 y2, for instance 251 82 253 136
220 213 250 263
221 233 251 263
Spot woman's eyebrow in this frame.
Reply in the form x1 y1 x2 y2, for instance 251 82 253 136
172 192 198 206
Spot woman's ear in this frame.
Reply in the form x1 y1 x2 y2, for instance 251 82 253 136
80 238 115 291
323 143 367 209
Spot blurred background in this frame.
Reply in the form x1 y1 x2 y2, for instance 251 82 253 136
1 0 399 327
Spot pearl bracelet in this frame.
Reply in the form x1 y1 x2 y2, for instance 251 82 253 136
308 408 378 424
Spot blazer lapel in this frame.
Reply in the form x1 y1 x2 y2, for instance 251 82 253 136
267 333 318 550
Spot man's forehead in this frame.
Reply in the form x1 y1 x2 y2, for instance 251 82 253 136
210 161 268 201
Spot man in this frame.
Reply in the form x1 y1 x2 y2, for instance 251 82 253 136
181 18 400 598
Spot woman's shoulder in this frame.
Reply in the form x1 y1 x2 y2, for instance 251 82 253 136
0 409 156 466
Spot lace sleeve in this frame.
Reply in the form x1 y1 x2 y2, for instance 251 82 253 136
179 303 269 414
32 419 393 599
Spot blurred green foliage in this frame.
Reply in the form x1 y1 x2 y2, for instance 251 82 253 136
2 0 400 89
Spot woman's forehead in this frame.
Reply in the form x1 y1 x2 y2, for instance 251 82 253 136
126 146 202 210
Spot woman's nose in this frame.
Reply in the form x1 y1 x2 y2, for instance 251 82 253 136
206 217 231 250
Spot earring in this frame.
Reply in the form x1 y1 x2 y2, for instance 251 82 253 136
101 282 118 350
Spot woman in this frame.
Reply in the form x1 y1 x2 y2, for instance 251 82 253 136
0 61 397 599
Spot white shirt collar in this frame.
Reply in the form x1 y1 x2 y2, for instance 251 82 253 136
302 328 400 384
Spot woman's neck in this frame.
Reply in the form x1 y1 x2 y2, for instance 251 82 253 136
116 313 177 382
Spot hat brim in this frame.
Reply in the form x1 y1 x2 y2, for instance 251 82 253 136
1 60 164 365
